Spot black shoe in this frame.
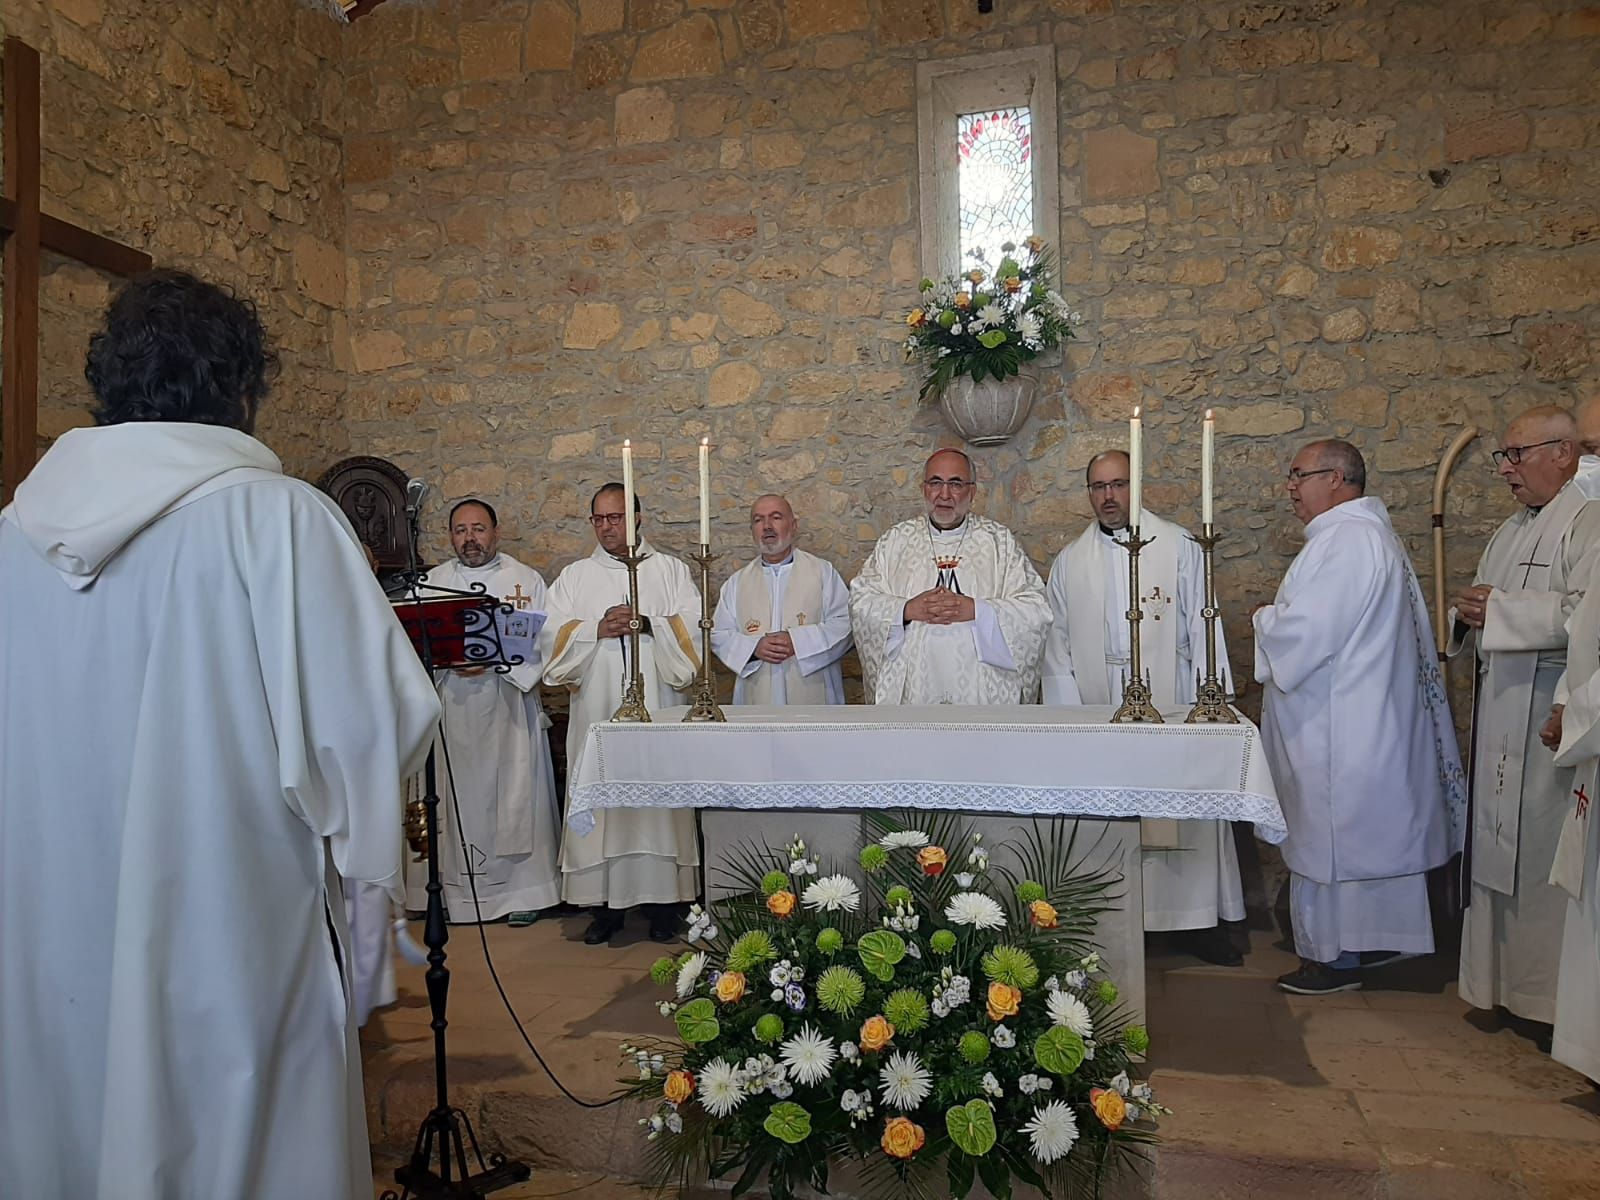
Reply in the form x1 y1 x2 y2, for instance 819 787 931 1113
1277 959 1362 995
583 910 623 945
646 904 681 943
1176 926 1243 967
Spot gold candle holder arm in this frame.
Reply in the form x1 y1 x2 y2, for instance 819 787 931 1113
683 544 726 722
1184 524 1239 725
1110 526 1164 724
610 545 653 723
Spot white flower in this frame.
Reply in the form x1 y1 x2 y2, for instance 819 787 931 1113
698 1058 746 1118
981 1072 1003 1098
906 942 922 959
838 1041 859 1062
769 1079 794 1099
1080 952 1102 972
779 1024 837 1087
800 873 861 912
931 998 951 1019
976 303 1005 329
665 1110 683 1134
1018 1073 1041 1095
1109 1070 1131 1096
770 961 792 986
657 1001 677 1017
954 872 975 888
880 830 930 850
1064 969 1088 990
879 1050 933 1110
945 891 1007 930
1132 1082 1153 1103
676 952 708 1000
1022 1101 1080 1164
1044 975 1060 992
1047 991 1095 1039
992 1024 1016 1049
840 1089 864 1113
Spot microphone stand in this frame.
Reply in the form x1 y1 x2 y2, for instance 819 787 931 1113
381 500 531 1200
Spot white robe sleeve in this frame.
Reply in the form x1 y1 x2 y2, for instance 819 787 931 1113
1253 527 1382 694
789 565 854 677
1041 551 1083 705
981 527 1053 686
848 535 912 700
970 600 1017 670
646 559 703 690
539 568 601 688
711 574 762 678
1482 503 1600 653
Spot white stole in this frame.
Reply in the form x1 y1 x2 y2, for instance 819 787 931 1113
731 550 830 706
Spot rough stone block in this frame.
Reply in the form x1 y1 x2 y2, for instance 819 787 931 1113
1085 125 1160 202
616 86 676 144
708 362 762 407
291 234 344 309
786 0 868 39
351 330 411 373
580 0 625 36
631 14 722 81
525 1 578 71
716 289 785 337
563 303 624 349
460 23 523 82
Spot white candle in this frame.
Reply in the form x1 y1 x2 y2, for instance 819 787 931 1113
621 439 636 549
699 437 711 547
1202 409 1215 528
1129 407 1142 533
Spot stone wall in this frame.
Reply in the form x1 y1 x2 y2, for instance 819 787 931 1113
4 0 348 480
342 0 1600 722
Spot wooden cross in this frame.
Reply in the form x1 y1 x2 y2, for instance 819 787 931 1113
1 37 152 500
506 583 533 610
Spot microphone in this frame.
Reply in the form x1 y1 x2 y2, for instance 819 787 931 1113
404 477 429 515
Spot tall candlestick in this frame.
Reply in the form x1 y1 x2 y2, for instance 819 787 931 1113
1129 407 1143 532
698 437 711 546
1202 409 1215 527
622 439 636 549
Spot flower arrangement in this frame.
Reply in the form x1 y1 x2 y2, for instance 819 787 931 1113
620 814 1162 1200
903 237 1081 402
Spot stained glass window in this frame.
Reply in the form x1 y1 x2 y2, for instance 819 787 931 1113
957 106 1033 269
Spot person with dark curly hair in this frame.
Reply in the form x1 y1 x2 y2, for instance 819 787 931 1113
0 269 441 1199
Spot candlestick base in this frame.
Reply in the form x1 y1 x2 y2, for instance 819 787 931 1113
1111 674 1165 724
683 545 726 723
1184 677 1238 724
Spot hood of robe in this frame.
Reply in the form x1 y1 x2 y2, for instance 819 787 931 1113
1575 455 1600 500
2 421 281 589
1305 494 1393 539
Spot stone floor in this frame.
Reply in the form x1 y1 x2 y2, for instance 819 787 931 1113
363 913 1600 1199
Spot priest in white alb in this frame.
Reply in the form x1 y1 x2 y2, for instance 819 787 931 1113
850 448 1051 705
541 483 702 945
1042 450 1245 966
1256 440 1465 996
422 498 561 925
712 492 853 704
1450 405 1600 1026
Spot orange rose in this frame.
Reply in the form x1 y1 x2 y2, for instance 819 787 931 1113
1090 1087 1127 1131
916 846 947 876
880 1116 926 1159
767 890 796 918
1029 900 1058 929
905 309 926 327
1003 276 1023 293
986 981 1021 1022
663 1070 694 1104
859 1015 895 1052
714 971 747 1003
967 269 986 284
953 293 972 310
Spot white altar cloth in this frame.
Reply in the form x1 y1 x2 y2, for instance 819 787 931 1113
566 704 1284 840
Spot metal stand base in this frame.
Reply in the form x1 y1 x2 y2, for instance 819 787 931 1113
384 1107 531 1200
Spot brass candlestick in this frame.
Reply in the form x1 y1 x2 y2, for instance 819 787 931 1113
1110 526 1164 724
683 543 726 723
1185 523 1239 724
610 545 652 723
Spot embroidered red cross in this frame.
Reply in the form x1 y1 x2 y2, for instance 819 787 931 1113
1576 784 1590 819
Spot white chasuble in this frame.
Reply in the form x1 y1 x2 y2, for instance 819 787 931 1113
1042 510 1243 931
0 423 440 1200
1451 479 1600 1022
423 554 561 920
711 549 853 705
849 516 1051 705
1255 497 1465 960
540 541 702 907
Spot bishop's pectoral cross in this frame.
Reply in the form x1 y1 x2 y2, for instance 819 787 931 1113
505 583 533 610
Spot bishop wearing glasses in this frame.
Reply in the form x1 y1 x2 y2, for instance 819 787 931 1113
1449 406 1600 1027
849 449 1051 705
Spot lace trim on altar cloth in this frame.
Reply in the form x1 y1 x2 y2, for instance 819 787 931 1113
566 780 1286 844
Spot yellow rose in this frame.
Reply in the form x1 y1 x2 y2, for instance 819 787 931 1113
1026 235 1045 252
953 293 972 310
1003 276 1023 294
906 309 926 327
1029 900 1059 929
767 890 796 918
859 1015 895 1052
968 269 986 284
986 981 1021 1022
1090 1087 1127 1131
714 971 747 1003
916 845 947 876
663 1070 694 1105
880 1116 926 1159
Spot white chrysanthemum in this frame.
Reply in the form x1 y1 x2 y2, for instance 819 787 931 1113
676 952 708 1000
802 874 862 913
878 1050 933 1111
779 1024 836 1087
880 830 930 850
1047 990 1095 1039
944 891 1006 930
698 1058 746 1118
976 303 1005 329
1022 1101 1080 1164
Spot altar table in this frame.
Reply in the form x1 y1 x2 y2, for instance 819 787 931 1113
568 704 1285 1021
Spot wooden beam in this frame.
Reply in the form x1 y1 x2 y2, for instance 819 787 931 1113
3 36 41 500
0 200 152 277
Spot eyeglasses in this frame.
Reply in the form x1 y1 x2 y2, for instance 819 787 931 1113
589 513 627 527
1285 468 1336 484
1491 439 1565 468
922 478 974 494
1087 479 1130 495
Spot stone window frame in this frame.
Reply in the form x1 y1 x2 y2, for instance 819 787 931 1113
915 46 1060 281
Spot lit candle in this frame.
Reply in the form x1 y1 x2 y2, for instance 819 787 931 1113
698 437 711 547
1202 409 1215 528
1129 407 1142 533
622 439 636 550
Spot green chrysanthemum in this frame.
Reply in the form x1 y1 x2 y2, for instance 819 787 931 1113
760 870 791 896
1097 980 1120 1006
726 930 778 973
859 845 889 872
1123 1025 1150 1055
929 929 958 955
883 988 931 1034
754 1013 786 1044
650 956 676 986
816 965 867 1016
1015 880 1046 905
958 1030 991 1065
981 945 1040 990
884 885 913 909
816 927 845 955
